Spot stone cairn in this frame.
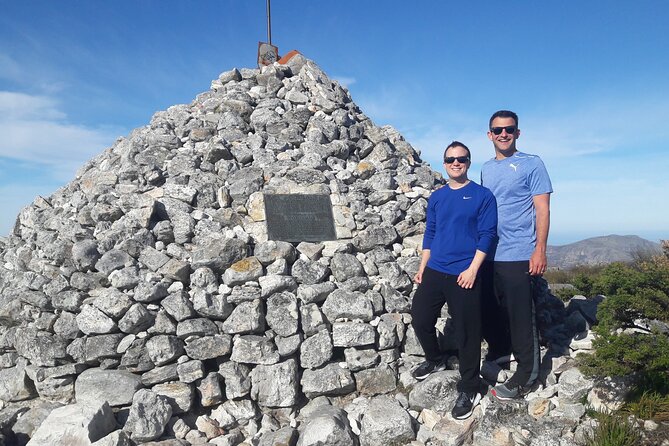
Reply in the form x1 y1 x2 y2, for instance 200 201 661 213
0 55 625 446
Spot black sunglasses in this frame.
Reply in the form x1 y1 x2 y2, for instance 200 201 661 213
490 126 517 135
444 156 470 164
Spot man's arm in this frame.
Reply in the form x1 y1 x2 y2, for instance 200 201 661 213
529 193 550 275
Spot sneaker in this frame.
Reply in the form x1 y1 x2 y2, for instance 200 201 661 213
451 391 482 420
491 381 530 401
411 359 447 380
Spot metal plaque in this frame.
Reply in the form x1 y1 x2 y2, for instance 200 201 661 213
264 194 336 242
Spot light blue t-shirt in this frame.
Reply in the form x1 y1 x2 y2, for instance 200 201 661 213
481 152 552 261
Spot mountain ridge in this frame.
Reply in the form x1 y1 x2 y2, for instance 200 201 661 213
547 234 662 269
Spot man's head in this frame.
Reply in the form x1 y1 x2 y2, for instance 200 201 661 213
443 141 471 181
488 110 520 158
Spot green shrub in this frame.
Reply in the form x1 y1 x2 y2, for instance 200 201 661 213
577 256 669 379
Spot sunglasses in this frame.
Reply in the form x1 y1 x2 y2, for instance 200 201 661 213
490 126 517 135
444 156 470 164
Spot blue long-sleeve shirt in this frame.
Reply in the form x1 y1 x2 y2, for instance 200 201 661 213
423 181 498 275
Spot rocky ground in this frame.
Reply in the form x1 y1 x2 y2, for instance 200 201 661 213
0 54 665 445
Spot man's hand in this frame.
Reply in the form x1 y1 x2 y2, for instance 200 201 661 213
529 249 547 275
457 268 477 289
414 270 424 284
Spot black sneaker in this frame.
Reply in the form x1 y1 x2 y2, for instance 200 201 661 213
411 359 447 380
451 391 482 420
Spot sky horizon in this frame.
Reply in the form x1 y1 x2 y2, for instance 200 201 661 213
1 1 668 246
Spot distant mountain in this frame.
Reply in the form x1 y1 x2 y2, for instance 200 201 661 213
547 235 662 269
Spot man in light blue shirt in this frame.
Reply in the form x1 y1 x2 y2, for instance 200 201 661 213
480 110 553 400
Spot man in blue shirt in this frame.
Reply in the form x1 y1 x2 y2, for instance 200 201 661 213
480 110 553 400
411 141 497 419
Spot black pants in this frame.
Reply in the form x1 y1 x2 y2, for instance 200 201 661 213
481 261 540 387
411 267 482 393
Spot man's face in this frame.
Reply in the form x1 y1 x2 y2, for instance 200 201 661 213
488 116 520 155
443 145 470 181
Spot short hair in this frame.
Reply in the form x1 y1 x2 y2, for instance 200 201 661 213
489 110 519 129
443 141 471 162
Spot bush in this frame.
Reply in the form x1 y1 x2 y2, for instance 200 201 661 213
584 412 642 446
577 256 669 379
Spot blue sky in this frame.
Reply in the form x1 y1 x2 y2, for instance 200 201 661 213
1 0 667 245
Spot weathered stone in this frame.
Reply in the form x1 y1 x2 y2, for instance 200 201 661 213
409 371 460 413
93 288 133 318
151 381 195 415
266 291 299 337
330 253 365 281
161 291 196 322
220 299 265 334
146 335 184 366
322 289 373 322
300 329 333 369
123 389 173 442
14 328 68 366
0 361 35 402
359 395 415 446
332 322 376 347
259 275 298 297
291 258 329 285
76 304 117 335
254 240 296 265
230 335 280 365
141 364 179 386
27 400 116 446
297 405 356 446
558 367 595 402
72 239 101 271
118 303 155 334
296 282 336 304
222 256 264 286
177 360 205 383
218 362 252 400
250 358 299 408
95 249 133 276
176 317 218 338
84 334 125 362
355 365 397 395
192 290 233 321
184 334 232 360
134 281 170 303
197 372 223 407
75 368 142 407
301 363 355 398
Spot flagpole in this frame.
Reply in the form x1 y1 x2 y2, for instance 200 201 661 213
266 0 272 45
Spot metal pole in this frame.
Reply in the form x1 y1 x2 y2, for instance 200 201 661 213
266 0 272 45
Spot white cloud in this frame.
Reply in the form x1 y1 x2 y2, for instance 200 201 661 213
0 91 123 180
0 91 65 120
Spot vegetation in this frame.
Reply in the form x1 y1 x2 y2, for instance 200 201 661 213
576 255 669 379
584 412 642 446
545 247 669 445
548 248 669 428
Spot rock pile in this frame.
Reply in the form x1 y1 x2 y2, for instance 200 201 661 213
0 54 638 445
